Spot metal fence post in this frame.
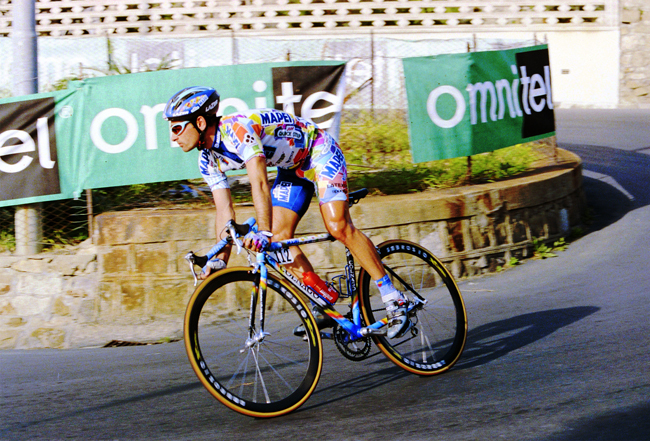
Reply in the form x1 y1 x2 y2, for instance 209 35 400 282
12 0 42 255
232 29 238 65
370 30 375 117
466 37 473 185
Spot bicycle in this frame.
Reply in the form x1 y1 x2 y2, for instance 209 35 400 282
183 188 467 418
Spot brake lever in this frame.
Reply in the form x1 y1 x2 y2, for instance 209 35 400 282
184 252 200 286
230 225 244 255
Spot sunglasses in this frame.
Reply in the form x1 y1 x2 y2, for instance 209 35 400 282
170 120 192 136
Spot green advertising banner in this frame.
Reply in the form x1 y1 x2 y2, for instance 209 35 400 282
403 45 555 163
0 89 79 207
0 61 345 207
75 60 345 196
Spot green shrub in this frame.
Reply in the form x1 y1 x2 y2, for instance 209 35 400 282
340 114 544 195
339 112 411 167
0 231 15 253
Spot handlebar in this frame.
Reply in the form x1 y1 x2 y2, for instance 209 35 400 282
184 217 257 286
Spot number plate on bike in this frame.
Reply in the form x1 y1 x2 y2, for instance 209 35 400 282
269 248 294 264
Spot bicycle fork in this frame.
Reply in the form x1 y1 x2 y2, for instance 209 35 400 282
243 253 270 351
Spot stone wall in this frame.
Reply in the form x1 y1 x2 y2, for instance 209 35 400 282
0 149 585 350
0 248 98 349
621 0 650 107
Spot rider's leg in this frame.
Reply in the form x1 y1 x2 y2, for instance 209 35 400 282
310 130 409 337
319 201 384 280
320 201 410 338
311 132 409 338
271 206 315 279
270 168 317 279
270 175 333 337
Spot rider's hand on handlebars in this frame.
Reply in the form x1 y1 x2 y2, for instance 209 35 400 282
200 258 226 280
243 230 273 253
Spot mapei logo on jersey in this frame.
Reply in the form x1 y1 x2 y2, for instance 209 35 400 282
260 111 294 126
224 124 242 149
231 121 258 147
274 125 303 141
242 133 256 145
320 148 345 180
0 97 60 202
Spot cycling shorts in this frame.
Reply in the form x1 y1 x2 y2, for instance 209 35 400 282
271 169 314 218
271 130 349 217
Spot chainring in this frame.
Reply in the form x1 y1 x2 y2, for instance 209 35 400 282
333 323 372 361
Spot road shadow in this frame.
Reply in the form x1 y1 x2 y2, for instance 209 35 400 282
300 306 599 413
580 175 634 231
560 143 650 232
456 306 599 370
3 308 600 428
300 350 410 412
538 401 650 441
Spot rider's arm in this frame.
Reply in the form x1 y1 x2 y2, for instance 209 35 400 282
212 187 236 263
245 155 272 233
219 115 272 242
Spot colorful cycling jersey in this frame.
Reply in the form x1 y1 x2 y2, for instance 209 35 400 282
199 109 319 190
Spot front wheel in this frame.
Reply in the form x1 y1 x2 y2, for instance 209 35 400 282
359 240 467 376
184 267 323 417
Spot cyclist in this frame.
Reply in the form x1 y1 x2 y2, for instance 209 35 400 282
163 86 410 338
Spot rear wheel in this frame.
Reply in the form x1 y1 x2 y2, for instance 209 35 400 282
359 240 467 375
184 267 323 417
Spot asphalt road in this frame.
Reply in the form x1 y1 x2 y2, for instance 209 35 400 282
1 109 649 441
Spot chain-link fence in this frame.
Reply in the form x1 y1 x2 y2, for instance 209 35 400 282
1 33 547 255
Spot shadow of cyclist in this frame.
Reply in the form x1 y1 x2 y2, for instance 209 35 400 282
302 306 599 412
456 306 600 370
540 400 650 441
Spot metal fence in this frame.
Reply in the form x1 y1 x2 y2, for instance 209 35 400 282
1 33 544 255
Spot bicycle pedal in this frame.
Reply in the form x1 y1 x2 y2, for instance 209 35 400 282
360 327 387 337
393 320 415 339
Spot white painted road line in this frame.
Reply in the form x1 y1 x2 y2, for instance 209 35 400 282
582 169 635 201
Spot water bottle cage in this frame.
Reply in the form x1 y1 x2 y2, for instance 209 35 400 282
330 275 349 298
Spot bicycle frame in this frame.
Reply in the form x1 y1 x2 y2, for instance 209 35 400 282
262 235 430 341
263 234 389 342
187 226 391 344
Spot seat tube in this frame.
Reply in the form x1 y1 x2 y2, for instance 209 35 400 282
344 247 362 326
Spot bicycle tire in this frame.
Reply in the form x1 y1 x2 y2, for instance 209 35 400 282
358 240 467 376
184 267 323 417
